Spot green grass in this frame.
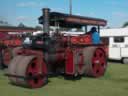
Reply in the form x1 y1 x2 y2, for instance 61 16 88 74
1 62 128 96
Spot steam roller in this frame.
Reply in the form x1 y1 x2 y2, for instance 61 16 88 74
6 8 108 89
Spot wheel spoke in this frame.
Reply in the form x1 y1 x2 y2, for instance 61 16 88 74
91 48 107 77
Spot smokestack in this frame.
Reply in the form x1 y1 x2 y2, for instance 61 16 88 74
42 8 50 34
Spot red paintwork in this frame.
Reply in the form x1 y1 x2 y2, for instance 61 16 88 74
63 34 92 45
65 48 75 75
71 35 92 45
2 48 12 66
77 49 84 74
3 39 22 47
0 32 9 40
56 52 64 62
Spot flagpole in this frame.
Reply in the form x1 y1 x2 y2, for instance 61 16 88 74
69 0 72 15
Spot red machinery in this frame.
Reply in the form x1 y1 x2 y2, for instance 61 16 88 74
6 8 107 88
0 26 37 67
2 34 22 66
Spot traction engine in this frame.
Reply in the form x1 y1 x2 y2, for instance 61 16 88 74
0 33 23 68
6 8 108 88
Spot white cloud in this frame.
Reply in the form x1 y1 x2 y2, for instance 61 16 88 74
112 12 128 18
16 2 38 7
16 16 30 21
76 13 81 15
52 8 66 12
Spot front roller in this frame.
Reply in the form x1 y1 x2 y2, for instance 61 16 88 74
83 46 107 77
7 55 48 88
8 55 24 84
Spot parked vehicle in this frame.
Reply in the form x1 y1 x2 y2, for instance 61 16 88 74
100 28 128 64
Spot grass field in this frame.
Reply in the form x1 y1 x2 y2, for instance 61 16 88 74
0 62 128 96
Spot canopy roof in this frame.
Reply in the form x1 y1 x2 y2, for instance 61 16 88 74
39 12 107 28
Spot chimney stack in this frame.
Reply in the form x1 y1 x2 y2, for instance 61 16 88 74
42 8 50 34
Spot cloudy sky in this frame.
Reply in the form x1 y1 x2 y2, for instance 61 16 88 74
0 0 128 28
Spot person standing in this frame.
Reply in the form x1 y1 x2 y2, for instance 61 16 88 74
90 27 100 44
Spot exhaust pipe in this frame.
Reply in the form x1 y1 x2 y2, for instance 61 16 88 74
42 8 50 34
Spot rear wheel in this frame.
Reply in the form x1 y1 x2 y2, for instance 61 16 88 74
122 58 128 64
83 47 107 77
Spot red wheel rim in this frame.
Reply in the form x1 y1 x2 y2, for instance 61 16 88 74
26 58 47 88
91 49 106 77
